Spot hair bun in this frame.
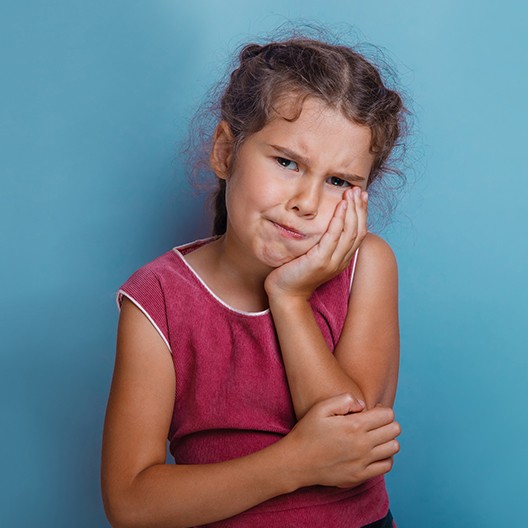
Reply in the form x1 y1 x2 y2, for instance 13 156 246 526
240 44 264 62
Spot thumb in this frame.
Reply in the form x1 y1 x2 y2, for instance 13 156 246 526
317 393 365 417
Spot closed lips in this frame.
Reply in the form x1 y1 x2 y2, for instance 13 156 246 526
271 221 306 239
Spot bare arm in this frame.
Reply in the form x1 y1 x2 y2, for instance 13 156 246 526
334 233 400 409
101 297 400 528
268 232 400 418
101 298 295 527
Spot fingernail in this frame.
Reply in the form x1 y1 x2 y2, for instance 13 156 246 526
358 399 365 406
362 191 368 202
354 187 361 197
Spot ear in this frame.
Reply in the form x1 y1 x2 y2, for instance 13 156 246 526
210 120 235 180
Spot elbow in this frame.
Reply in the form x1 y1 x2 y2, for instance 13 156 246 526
102 494 129 528
102 478 189 528
359 375 398 411
104 504 145 528
102 484 143 528
364 389 396 410
358 382 394 410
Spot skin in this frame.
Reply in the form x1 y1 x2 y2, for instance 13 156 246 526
101 95 401 528
186 96 374 313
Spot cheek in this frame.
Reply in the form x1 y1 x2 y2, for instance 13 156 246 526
316 200 340 230
226 171 272 208
225 179 256 216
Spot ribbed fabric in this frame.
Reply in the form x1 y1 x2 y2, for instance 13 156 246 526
116 237 391 527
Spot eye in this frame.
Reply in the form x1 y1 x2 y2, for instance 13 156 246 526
276 157 299 171
326 176 352 188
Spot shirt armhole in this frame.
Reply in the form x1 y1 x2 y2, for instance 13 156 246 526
116 289 172 356
349 247 360 294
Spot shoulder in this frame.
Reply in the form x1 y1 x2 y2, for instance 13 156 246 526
117 251 174 304
120 247 188 289
357 232 397 269
116 250 184 352
351 232 398 298
145 248 183 276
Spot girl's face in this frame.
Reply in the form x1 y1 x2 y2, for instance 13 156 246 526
216 95 374 270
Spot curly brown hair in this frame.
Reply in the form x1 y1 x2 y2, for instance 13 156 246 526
181 27 411 235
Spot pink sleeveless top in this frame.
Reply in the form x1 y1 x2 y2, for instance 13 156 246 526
116 237 390 527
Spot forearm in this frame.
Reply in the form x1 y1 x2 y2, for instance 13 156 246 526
108 438 299 528
269 295 365 419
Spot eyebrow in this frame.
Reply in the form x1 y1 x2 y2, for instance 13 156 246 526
269 144 366 182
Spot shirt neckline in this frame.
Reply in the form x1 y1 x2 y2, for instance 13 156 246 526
171 237 271 317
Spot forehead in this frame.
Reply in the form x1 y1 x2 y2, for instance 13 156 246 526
257 94 373 163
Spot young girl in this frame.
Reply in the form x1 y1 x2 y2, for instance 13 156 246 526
102 32 406 528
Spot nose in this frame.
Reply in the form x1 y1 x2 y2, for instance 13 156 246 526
286 180 321 218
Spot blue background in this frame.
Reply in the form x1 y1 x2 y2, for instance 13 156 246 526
1 1 526 526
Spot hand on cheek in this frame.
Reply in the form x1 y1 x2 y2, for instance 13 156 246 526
337 186 368 264
264 186 369 301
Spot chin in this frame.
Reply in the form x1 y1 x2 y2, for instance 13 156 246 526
258 253 290 269
253 231 322 268
258 245 306 268
267 255 296 268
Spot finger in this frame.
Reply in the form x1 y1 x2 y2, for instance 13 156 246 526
344 188 360 240
333 186 369 267
367 420 401 447
310 199 347 259
364 457 395 477
359 406 396 432
314 392 365 417
369 440 400 463
331 188 359 263
341 187 368 263
354 188 368 244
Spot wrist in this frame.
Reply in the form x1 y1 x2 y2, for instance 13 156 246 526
277 429 314 491
264 272 314 304
267 291 311 313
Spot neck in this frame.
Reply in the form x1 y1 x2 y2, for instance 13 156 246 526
214 233 272 311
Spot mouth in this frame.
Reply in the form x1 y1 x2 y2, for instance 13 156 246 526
270 220 307 240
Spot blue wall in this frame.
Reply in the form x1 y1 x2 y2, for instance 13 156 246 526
1 1 526 526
